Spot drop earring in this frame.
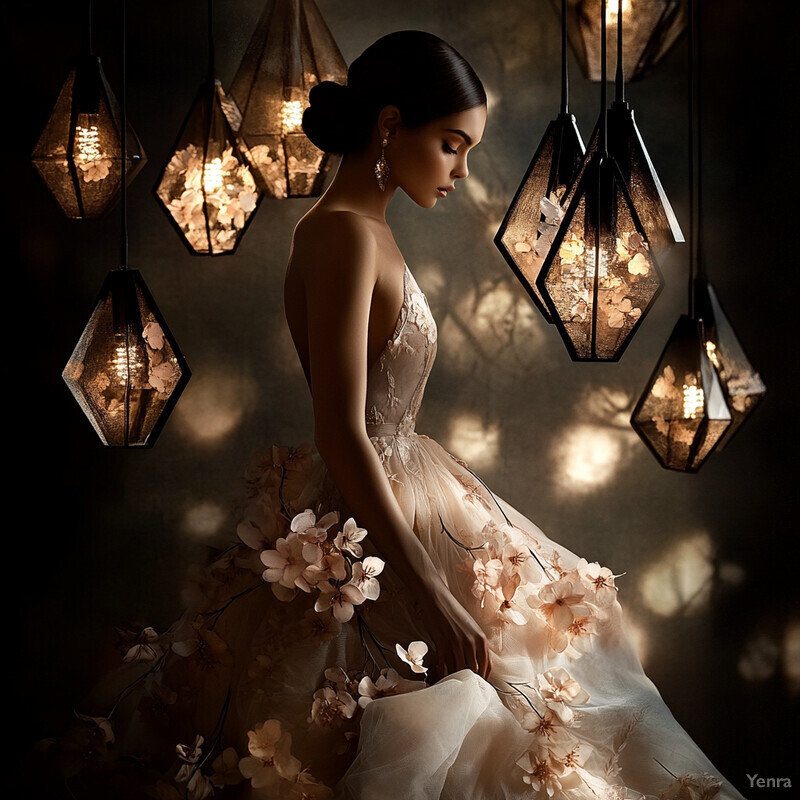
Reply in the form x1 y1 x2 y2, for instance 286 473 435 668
374 136 389 191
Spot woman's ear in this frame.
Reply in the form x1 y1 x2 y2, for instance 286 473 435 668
377 105 402 138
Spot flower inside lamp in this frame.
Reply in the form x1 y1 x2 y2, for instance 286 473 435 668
155 81 262 256
631 314 731 472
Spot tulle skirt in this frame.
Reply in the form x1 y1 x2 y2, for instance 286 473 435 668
40 435 745 800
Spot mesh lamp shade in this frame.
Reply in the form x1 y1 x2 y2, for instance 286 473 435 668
554 0 688 82
62 270 191 447
494 113 585 321
31 55 146 219
229 0 347 198
536 154 663 360
155 80 262 255
631 314 730 472
694 279 766 450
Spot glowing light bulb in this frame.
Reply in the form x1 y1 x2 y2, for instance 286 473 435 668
110 342 145 385
75 123 102 164
682 383 704 419
203 157 224 192
281 100 304 134
607 0 631 22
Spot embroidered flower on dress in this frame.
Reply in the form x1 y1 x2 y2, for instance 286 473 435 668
357 667 426 708
209 746 244 787
239 719 301 791
115 624 162 663
309 685 358 728
291 509 339 564
348 556 385 601
314 580 365 622
261 534 308 589
576 558 621 606
516 745 583 796
396 640 429 674
334 517 368 558
536 667 590 723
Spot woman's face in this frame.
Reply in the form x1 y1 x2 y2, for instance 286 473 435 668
387 105 487 209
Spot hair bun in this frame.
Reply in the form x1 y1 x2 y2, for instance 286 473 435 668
303 81 357 154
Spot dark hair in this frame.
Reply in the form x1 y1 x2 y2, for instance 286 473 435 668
303 30 486 155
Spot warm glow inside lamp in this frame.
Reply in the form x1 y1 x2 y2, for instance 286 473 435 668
228 0 347 198
630 314 730 472
494 0 585 322
536 0 664 361
155 0 263 255
631 0 741 472
63 1 190 447
554 0 688 82
31 2 146 219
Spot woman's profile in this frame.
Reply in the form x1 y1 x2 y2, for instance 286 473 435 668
38 29 746 800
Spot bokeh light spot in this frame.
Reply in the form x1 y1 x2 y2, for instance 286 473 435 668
174 366 257 444
738 633 780 683
447 413 500 472
639 531 714 617
551 424 624 495
182 500 227 539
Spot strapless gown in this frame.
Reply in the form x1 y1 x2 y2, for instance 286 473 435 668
50 265 746 800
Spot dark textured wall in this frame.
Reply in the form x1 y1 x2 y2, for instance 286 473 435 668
13 0 797 794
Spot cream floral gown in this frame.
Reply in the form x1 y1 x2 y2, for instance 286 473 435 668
56 265 746 800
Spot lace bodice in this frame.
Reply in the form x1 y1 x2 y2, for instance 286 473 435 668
365 265 437 438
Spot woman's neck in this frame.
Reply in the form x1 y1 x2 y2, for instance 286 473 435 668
316 147 396 222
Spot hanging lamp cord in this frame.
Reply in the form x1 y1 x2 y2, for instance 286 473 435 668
615 0 625 104
85 0 93 54
600 0 608 157
120 0 128 271
688 0 699 317
208 0 216 83
560 0 568 114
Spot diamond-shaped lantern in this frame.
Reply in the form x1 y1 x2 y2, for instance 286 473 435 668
63 270 191 447
631 314 731 472
495 114 585 322
31 54 146 219
536 153 664 360
694 279 766 450
553 0 688 82
228 0 347 198
155 80 263 255
565 100 684 261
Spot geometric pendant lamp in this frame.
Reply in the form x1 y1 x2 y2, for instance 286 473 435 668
228 0 347 198
155 80 262 255
630 314 730 472
693 278 766 451
155 0 263 255
559 2 684 261
31 53 147 219
495 0 585 322
62 269 191 447
553 0 689 83
536 1 664 361
63 0 190 447
631 0 748 472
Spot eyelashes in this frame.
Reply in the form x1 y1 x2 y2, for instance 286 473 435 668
442 143 458 155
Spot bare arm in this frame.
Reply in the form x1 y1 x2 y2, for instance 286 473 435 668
291 212 491 680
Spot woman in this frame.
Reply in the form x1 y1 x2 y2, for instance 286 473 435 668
40 30 744 800
278 30 745 800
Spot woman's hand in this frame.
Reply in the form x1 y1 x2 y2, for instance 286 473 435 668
415 576 492 683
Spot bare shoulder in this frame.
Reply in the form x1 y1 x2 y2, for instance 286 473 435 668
289 208 380 287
